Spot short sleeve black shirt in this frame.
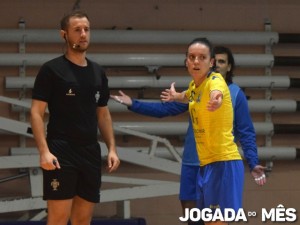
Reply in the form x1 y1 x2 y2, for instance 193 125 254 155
32 55 109 144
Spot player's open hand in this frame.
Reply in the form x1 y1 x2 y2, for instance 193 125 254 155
161 82 177 102
110 90 132 106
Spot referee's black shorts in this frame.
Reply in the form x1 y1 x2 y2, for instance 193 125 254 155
43 139 102 203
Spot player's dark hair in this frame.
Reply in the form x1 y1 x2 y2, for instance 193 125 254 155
214 46 235 84
186 37 214 58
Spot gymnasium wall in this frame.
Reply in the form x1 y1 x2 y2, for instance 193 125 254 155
0 1 299 225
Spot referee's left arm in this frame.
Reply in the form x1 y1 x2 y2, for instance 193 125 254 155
97 106 120 172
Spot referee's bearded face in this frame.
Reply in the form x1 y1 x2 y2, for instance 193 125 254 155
66 16 90 51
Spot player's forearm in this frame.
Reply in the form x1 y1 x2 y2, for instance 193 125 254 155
176 91 186 101
130 100 188 118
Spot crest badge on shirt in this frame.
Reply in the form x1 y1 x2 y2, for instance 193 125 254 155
196 92 201 103
95 91 100 103
189 91 195 102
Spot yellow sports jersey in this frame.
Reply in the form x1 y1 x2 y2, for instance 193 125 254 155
185 72 242 166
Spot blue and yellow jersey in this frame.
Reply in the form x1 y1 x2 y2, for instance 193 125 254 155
185 72 241 166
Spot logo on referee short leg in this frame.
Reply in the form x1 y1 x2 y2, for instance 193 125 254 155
51 179 60 191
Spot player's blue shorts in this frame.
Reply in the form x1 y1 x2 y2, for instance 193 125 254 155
179 164 200 201
196 160 244 212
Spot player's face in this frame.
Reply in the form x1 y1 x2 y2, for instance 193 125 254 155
65 16 90 52
186 43 214 86
215 53 231 78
